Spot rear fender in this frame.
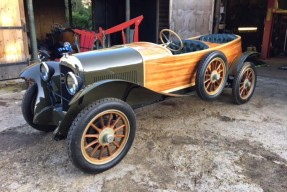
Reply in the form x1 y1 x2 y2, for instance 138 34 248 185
229 51 259 76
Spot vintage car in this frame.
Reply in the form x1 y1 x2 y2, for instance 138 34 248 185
20 29 257 173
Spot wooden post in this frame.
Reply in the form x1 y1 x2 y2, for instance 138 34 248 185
261 0 275 59
68 0 73 27
213 0 221 33
26 0 38 62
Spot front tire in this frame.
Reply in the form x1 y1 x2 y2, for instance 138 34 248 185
21 84 56 132
232 62 257 104
67 98 136 173
196 51 228 100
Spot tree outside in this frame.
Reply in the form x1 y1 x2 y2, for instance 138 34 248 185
65 0 92 30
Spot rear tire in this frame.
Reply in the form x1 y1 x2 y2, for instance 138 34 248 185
21 84 56 132
232 62 257 104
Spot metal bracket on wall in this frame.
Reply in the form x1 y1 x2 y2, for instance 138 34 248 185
0 25 26 32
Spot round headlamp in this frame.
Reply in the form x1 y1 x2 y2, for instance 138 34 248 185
40 62 49 81
66 72 82 95
40 62 54 82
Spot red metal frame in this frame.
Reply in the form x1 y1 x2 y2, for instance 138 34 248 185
74 15 144 52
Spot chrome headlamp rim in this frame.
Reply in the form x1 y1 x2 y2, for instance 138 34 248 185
40 62 49 81
66 72 79 95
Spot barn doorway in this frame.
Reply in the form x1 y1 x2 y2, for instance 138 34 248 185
223 0 268 52
92 0 170 45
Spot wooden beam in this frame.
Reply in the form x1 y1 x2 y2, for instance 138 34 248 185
261 0 276 59
68 0 73 27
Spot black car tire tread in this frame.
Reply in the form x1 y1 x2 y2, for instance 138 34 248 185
21 84 56 132
232 62 257 104
196 50 228 101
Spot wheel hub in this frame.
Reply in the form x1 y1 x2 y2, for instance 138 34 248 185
99 128 115 145
244 79 251 89
211 71 220 83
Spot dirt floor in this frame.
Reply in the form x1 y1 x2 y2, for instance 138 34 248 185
0 58 286 192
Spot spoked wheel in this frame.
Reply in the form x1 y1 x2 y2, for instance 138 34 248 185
68 98 136 173
159 29 183 52
196 51 228 100
232 62 257 104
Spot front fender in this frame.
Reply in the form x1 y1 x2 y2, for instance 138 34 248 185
55 80 167 138
229 51 259 76
20 61 60 82
69 79 180 107
20 62 62 125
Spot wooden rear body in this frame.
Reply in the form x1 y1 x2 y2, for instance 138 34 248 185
127 35 242 93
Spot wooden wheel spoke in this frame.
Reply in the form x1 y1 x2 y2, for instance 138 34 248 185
85 140 99 149
216 63 222 70
211 63 215 71
111 116 121 129
90 144 101 157
100 116 105 128
99 146 105 160
207 64 212 72
205 73 211 77
85 134 99 138
204 78 211 84
244 89 248 96
217 69 223 74
240 87 245 95
108 113 113 127
107 145 112 156
91 124 101 133
212 83 215 91
114 124 125 132
206 82 212 90
115 134 125 138
113 141 120 148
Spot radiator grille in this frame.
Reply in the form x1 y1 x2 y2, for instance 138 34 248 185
94 71 137 83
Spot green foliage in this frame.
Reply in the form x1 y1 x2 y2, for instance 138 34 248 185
65 0 92 30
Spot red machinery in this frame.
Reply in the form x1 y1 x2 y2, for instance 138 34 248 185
74 15 144 52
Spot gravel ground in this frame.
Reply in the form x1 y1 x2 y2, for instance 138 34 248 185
0 69 286 191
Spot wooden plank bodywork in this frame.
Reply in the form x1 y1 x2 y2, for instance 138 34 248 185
127 36 242 93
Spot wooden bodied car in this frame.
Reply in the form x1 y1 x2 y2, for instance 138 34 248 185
20 29 257 173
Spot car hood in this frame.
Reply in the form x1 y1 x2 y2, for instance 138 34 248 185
68 45 143 73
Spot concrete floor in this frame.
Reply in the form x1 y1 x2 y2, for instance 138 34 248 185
0 58 286 192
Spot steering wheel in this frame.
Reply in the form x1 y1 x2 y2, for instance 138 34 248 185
160 29 183 52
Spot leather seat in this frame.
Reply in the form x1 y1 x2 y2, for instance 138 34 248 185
199 34 237 44
171 40 208 55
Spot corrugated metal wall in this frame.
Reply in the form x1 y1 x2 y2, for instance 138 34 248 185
170 0 215 39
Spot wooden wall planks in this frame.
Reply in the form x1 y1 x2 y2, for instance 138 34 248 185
0 0 28 65
33 0 67 41
170 0 215 39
